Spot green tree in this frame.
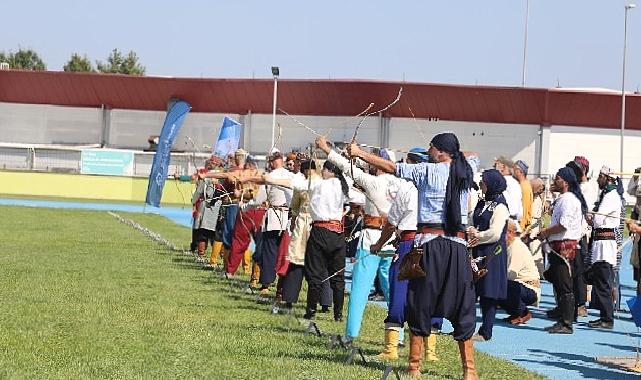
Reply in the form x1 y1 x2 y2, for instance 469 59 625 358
96 49 145 75
63 53 95 72
0 49 46 70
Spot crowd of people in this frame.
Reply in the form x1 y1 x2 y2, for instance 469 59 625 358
182 132 641 379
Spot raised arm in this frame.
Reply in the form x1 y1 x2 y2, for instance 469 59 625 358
315 137 382 190
347 143 396 174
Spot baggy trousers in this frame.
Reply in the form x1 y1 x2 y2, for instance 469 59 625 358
547 253 575 327
226 208 266 275
497 280 537 317
405 237 476 340
255 230 283 287
304 227 345 319
385 239 413 326
222 204 239 249
282 263 332 306
345 245 392 338
591 261 614 323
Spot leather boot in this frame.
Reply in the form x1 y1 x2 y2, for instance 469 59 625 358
458 339 478 380
375 329 399 361
424 334 438 362
242 249 252 274
560 293 575 327
250 262 261 288
407 332 424 377
209 240 223 266
197 241 206 257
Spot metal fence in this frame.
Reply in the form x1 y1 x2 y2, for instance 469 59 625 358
0 144 212 177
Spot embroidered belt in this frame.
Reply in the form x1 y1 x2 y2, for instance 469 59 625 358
364 214 387 229
549 239 578 260
593 228 616 241
312 220 344 233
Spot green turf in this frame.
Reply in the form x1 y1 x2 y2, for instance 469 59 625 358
0 205 545 379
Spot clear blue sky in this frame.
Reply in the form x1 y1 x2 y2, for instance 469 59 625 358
3 0 640 91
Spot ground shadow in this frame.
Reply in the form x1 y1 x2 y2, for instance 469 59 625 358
522 348 640 379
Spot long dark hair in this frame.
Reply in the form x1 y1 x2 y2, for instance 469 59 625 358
323 161 349 197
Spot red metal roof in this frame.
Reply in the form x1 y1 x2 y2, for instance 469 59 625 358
0 69 639 130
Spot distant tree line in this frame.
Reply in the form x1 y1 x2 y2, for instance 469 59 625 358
0 48 145 75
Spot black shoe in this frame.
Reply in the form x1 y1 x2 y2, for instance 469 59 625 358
547 322 573 334
334 314 343 322
320 305 330 313
587 319 613 329
546 308 561 319
303 310 316 320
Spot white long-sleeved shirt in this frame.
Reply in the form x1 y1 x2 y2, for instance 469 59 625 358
549 192 583 242
293 177 345 222
504 176 523 220
474 203 510 245
257 167 293 231
591 190 622 266
387 179 418 232
328 150 400 249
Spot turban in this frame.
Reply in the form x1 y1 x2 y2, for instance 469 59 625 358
430 132 474 235
557 167 588 213
407 147 429 163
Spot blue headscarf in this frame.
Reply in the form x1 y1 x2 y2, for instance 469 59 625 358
407 147 429 163
430 132 474 235
481 169 507 206
557 166 588 213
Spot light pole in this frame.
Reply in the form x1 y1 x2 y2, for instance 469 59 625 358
271 66 280 154
522 0 530 87
621 4 635 173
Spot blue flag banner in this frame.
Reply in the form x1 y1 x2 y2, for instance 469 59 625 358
145 100 191 207
213 116 242 158
627 296 641 328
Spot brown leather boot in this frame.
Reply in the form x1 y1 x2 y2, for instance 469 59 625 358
197 241 206 257
407 332 424 378
458 339 478 380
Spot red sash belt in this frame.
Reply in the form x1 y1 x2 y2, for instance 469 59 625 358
312 220 344 233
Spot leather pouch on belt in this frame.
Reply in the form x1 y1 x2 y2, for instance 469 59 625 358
398 246 426 280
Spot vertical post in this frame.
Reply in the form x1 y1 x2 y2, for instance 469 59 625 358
620 4 635 173
522 0 530 87
270 66 280 154
271 78 278 153
100 104 112 148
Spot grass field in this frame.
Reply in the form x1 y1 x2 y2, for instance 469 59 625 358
0 205 545 379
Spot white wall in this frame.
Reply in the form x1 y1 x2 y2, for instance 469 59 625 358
547 126 641 178
0 102 102 145
389 118 539 170
108 109 237 151
4 102 640 181
245 113 381 154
